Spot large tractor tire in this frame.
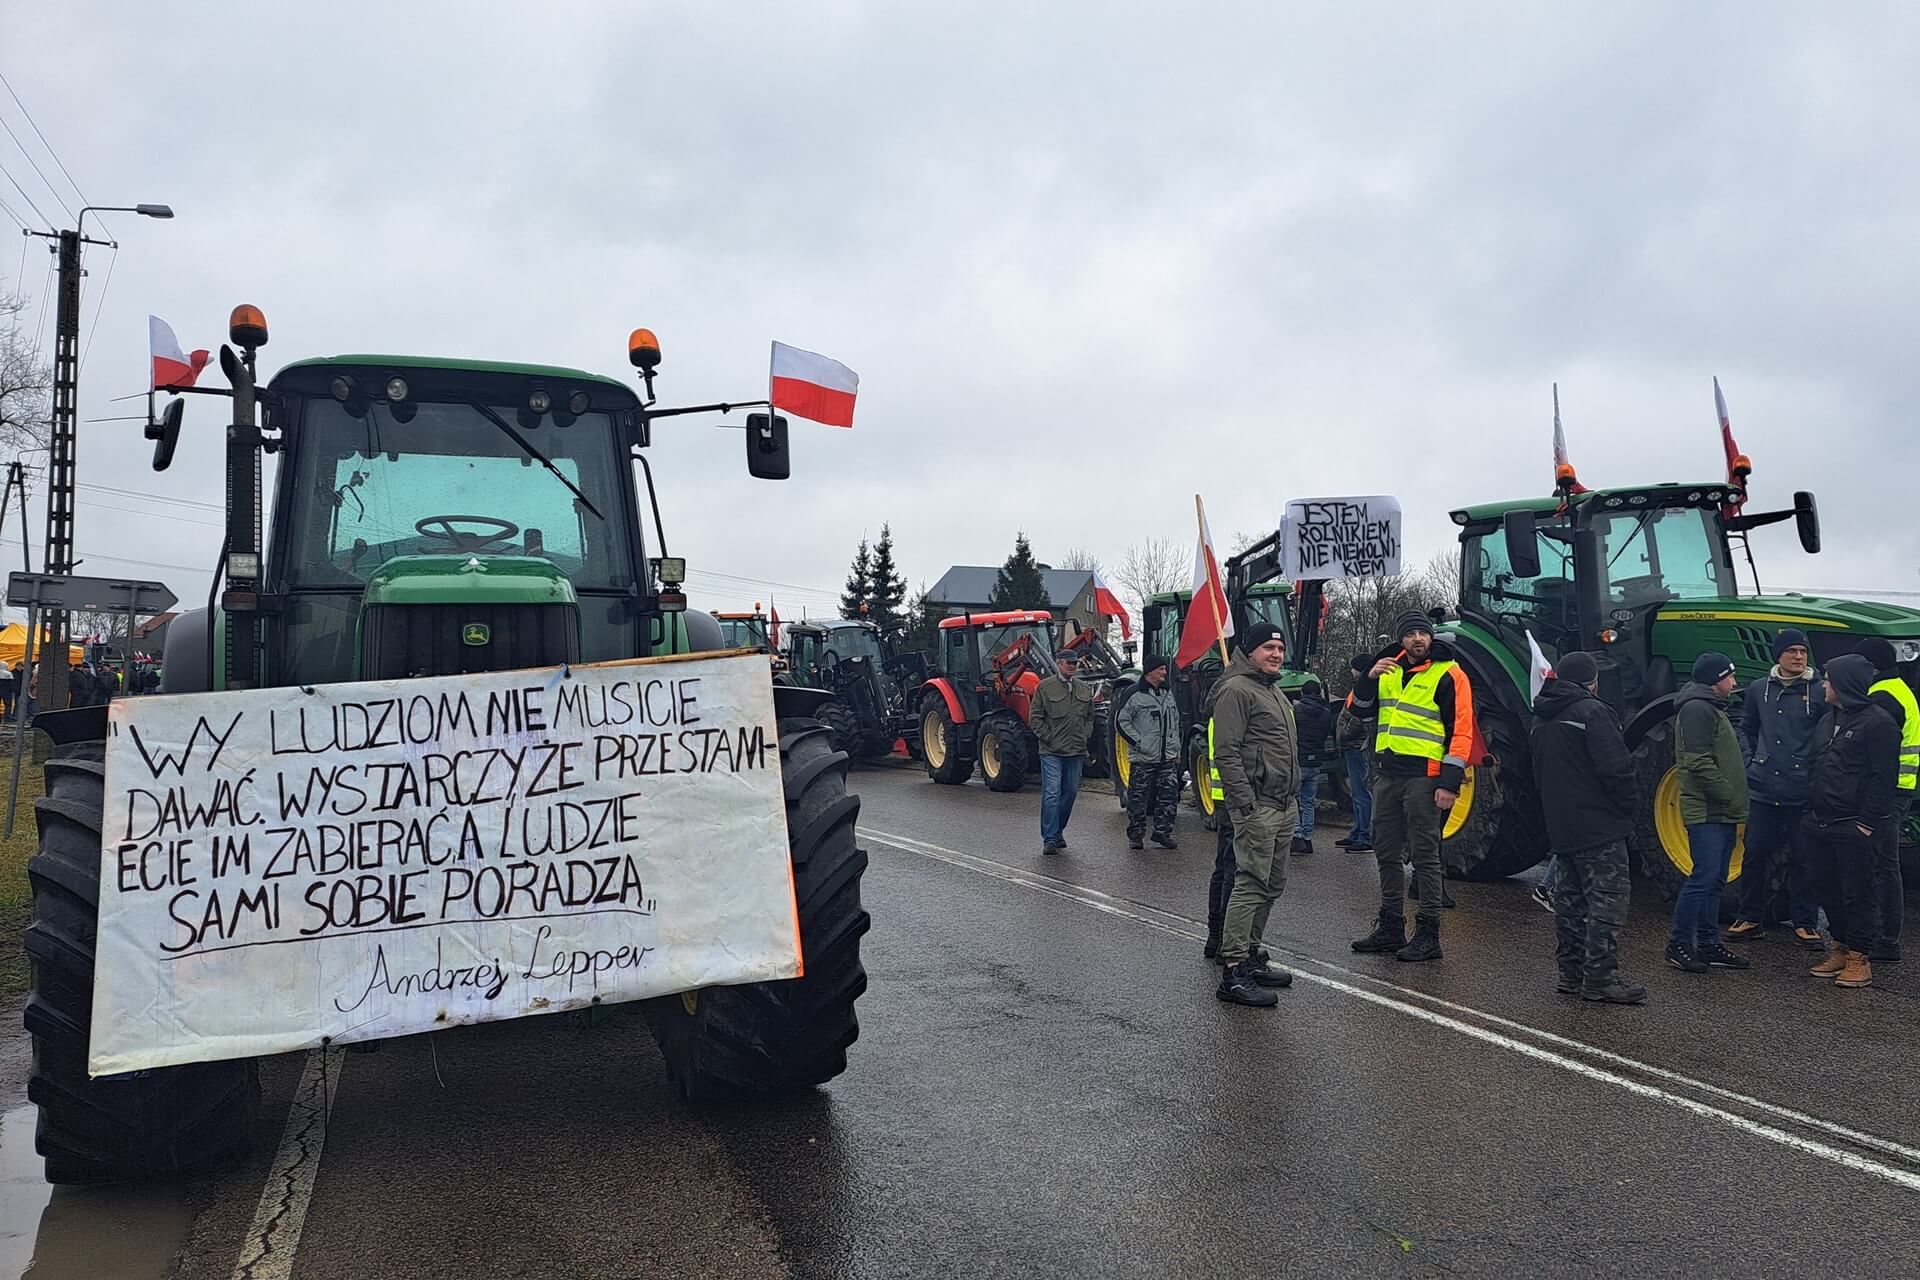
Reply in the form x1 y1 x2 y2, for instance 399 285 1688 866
1189 734 1218 831
920 692 972 785
978 714 1030 792
1630 722 1747 914
24 740 262 1184
815 697 862 759
1083 703 1112 780
1110 678 1137 809
644 719 869 1099
1441 699 1550 881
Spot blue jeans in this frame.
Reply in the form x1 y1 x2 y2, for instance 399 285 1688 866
1343 748 1373 843
1671 821 1738 947
1294 766 1322 838
1039 753 1084 844
1737 801 1815 930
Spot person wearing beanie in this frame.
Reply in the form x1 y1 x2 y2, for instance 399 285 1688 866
1666 651 1751 974
1348 610 1474 962
1333 654 1376 853
1856 636 1915 962
1210 622 1299 1006
1530 650 1644 1003
1117 655 1182 851
1289 678 1335 856
1803 653 1901 988
1727 629 1824 947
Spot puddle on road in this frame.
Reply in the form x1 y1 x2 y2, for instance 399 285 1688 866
0 1104 192 1280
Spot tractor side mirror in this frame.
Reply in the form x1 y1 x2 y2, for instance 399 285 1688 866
745 412 790 480
146 397 185 472
1502 508 1542 579
1793 490 1821 554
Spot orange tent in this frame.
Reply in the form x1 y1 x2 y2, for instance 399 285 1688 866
0 622 86 669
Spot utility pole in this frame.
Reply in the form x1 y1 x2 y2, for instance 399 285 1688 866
25 203 172 715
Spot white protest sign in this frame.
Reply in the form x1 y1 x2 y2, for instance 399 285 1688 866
89 652 798 1076
1279 495 1403 580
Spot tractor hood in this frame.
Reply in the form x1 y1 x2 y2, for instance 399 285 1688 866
362 555 579 607
1657 593 1920 639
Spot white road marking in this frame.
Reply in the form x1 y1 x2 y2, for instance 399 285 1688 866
231 1046 346 1280
866 827 1920 1192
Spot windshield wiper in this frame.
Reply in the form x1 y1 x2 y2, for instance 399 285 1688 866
463 399 604 522
1608 510 1655 570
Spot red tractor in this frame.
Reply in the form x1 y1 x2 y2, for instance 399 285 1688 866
918 610 1117 790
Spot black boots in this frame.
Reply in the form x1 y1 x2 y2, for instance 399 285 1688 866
1290 836 1313 855
1351 912 1406 954
1216 960 1281 1007
1394 921 1443 963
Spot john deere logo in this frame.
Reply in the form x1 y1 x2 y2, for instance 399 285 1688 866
462 622 491 647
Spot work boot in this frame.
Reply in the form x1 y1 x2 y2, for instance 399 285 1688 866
1665 941 1709 973
1241 954 1294 988
1043 839 1063 855
1152 834 1178 850
1291 836 1312 855
1793 927 1825 951
1582 979 1649 1005
1351 912 1407 954
1724 919 1765 942
1127 836 1144 850
1835 951 1874 989
1555 972 1581 995
1216 961 1280 1007
1697 941 1751 970
1395 921 1443 963
1809 944 1849 979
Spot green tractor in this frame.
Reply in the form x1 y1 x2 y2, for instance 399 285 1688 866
1438 477 1920 896
781 615 926 760
22 310 870 1183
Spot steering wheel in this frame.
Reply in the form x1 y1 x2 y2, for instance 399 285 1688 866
415 515 521 551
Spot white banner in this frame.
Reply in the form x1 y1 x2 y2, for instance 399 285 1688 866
1279 494 1403 580
89 653 798 1075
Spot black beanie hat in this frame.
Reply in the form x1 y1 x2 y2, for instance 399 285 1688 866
1239 621 1283 654
1771 628 1810 661
1858 637 1896 672
1692 651 1736 685
1143 654 1169 676
1393 610 1435 642
1556 651 1599 686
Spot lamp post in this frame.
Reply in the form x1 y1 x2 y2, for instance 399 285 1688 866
27 202 172 714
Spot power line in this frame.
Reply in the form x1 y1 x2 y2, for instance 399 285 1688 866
0 192 26 231
0 68 89 209
0 537 212 575
79 481 224 512
0 160 54 231
0 110 75 223
78 242 115 370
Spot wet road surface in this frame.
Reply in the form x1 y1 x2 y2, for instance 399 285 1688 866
7 766 1918 1278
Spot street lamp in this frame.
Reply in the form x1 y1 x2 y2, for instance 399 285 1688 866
77 203 175 240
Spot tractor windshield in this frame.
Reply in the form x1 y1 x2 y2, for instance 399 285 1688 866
822 627 884 666
1244 592 1291 632
281 397 636 589
1595 505 1734 604
717 618 770 649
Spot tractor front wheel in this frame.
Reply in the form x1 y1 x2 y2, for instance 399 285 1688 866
920 693 972 784
979 715 1030 792
1189 734 1218 830
25 740 262 1183
1440 697 1549 881
815 697 862 759
1630 723 1747 913
644 718 870 1099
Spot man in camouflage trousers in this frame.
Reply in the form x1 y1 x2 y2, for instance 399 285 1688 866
1529 651 1645 1003
1118 656 1182 849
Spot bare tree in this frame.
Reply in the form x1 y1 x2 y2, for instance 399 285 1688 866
1058 547 1103 574
1111 536 1187 618
1 284 51 459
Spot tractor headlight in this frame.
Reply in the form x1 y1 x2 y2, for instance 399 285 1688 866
528 389 552 415
1895 639 1920 664
568 390 591 415
385 376 410 402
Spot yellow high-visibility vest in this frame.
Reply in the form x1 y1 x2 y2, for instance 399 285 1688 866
1374 660 1460 765
1870 674 1920 793
1206 718 1223 801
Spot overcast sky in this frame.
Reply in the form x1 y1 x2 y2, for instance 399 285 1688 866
2 1 1915 627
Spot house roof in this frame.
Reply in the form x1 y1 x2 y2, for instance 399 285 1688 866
135 612 177 638
927 566 1095 610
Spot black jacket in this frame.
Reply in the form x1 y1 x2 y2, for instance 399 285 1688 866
1806 655 1901 832
1291 690 1335 767
1529 677 1637 852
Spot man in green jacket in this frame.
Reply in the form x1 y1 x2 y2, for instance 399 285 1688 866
1668 651 1753 974
1211 622 1300 1007
1030 649 1095 853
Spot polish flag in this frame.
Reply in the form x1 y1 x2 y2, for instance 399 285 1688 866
150 315 209 391
770 341 859 428
1714 376 1749 518
1091 570 1131 639
1551 382 1588 494
1526 630 1555 701
1175 497 1232 669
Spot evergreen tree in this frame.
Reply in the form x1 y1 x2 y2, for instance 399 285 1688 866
840 538 873 619
989 532 1050 610
868 524 908 633
901 581 942 661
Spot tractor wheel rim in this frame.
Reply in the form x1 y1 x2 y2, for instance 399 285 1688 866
1442 766 1477 840
1115 735 1131 787
1653 765 1749 880
1193 745 1214 816
924 712 946 768
982 733 1001 776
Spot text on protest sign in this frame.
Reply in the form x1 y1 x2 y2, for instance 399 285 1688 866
1280 495 1403 580
89 653 799 1075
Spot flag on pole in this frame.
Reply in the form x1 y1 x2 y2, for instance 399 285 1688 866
149 316 210 390
1526 630 1555 701
769 600 782 650
1714 376 1749 517
1175 497 1233 669
1090 569 1131 639
770 341 859 428
1552 383 1589 495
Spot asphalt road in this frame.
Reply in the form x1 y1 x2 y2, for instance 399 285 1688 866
6 766 1918 1279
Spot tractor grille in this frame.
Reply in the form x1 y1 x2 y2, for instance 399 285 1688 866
359 603 580 681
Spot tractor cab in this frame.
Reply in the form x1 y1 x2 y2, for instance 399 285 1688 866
715 608 774 654
934 611 1058 717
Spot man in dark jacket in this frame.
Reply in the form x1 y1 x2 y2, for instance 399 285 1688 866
1211 622 1300 1007
1858 637 1914 963
1667 652 1752 975
1289 679 1334 856
1347 611 1475 963
1728 629 1824 947
1334 654 1374 853
1531 652 1644 1003
1030 649 1094 853
1117 656 1181 850
1803 654 1900 989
